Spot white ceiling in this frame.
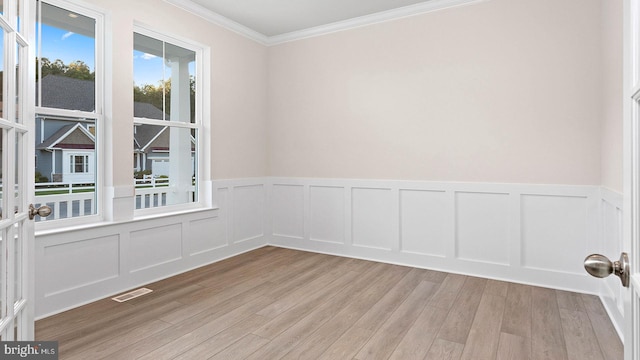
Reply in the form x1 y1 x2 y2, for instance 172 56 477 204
188 0 432 37
165 0 481 45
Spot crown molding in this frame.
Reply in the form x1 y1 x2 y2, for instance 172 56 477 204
165 0 485 47
163 0 270 45
267 0 486 45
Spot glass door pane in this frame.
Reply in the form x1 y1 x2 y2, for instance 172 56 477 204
14 40 22 124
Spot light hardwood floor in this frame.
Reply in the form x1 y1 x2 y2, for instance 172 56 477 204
36 246 623 359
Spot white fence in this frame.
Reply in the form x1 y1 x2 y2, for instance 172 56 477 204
34 179 193 221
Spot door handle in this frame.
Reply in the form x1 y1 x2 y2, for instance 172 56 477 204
584 252 629 287
29 204 52 220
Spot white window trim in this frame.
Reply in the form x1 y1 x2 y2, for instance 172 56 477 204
33 0 106 230
133 24 212 217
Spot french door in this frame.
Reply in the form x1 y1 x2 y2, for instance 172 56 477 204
0 0 35 340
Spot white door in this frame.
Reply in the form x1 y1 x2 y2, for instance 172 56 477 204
0 0 37 341
626 0 640 358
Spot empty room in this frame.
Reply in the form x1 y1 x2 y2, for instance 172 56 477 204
0 0 638 359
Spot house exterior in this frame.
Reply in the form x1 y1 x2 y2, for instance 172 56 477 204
133 102 182 177
35 74 194 182
35 121 95 183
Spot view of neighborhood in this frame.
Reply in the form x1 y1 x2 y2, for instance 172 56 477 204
0 1 200 220
35 71 186 184
33 64 196 218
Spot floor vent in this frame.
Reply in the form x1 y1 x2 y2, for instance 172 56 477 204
112 287 153 302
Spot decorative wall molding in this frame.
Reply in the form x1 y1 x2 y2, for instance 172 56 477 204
267 178 603 294
35 176 626 343
35 178 269 319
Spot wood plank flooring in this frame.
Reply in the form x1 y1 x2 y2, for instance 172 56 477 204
35 246 624 360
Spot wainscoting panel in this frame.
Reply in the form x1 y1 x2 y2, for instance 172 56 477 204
271 184 305 239
42 235 120 297
455 192 510 265
233 184 265 242
187 217 227 256
35 179 268 319
521 194 589 274
129 223 183 273
352 187 395 250
268 178 602 295
309 186 345 244
399 189 447 257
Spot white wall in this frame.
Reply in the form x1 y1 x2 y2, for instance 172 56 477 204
267 0 603 185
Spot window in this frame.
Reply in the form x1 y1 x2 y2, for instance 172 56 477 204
70 155 88 173
34 0 102 223
133 28 201 212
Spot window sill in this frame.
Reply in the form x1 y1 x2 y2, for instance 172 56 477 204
35 206 219 238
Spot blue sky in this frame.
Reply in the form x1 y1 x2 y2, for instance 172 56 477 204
39 24 95 71
133 49 165 87
39 23 173 86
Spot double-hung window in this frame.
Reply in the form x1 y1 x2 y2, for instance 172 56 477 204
34 0 102 223
133 27 202 212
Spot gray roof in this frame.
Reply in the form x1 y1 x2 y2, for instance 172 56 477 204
37 75 169 151
38 75 168 119
36 123 95 150
38 75 95 112
36 124 75 149
134 124 168 151
134 102 167 120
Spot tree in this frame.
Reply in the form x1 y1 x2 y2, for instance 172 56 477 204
66 61 93 80
36 57 95 81
133 77 196 121
133 82 166 114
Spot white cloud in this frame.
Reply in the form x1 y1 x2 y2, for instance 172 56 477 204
61 31 74 40
141 53 157 60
